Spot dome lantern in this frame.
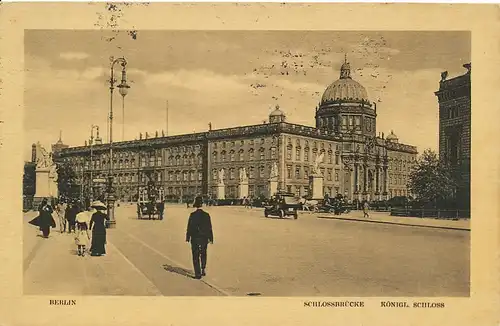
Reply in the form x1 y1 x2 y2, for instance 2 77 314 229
269 104 286 123
340 53 351 79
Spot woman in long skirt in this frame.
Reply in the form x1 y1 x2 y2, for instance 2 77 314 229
89 201 109 256
31 198 56 238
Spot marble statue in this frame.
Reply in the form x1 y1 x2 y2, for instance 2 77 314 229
239 167 248 182
270 162 278 179
218 168 225 184
35 142 53 169
312 152 324 175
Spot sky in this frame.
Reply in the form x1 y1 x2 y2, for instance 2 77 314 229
24 30 470 161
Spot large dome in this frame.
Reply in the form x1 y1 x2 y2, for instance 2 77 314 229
320 58 369 103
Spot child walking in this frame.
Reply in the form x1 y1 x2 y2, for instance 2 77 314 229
75 220 90 256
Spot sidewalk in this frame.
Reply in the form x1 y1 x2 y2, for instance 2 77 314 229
317 210 470 231
23 218 163 296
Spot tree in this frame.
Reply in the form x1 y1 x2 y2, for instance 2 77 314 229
56 161 80 202
23 162 36 196
408 149 457 208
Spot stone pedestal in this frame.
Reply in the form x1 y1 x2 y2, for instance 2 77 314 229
268 178 278 197
216 183 225 200
309 174 324 200
238 181 249 199
35 168 50 198
49 176 58 198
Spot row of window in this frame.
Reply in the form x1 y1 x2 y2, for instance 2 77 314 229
287 138 340 150
317 115 375 132
214 138 267 149
212 148 276 162
389 174 408 186
286 146 340 164
211 166 267 180
286 165 340 181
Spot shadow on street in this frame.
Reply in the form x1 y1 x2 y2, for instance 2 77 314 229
163 264 195 279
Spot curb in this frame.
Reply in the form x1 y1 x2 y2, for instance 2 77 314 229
317 215 470 231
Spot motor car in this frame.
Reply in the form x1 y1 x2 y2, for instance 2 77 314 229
264 192 301 219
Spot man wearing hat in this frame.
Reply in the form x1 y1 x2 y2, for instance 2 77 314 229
186 196 214 279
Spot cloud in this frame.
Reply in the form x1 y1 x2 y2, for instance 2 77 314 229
59 52 90 61
143 69 248 93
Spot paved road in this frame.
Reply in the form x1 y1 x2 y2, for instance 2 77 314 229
24 205 470 296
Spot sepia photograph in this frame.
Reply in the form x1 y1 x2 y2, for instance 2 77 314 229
22 29 472 297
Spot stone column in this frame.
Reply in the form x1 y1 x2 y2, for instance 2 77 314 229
350 167 355 201
383 166 388 200
354 163 359 194
375 166 380 200
363 164 368 193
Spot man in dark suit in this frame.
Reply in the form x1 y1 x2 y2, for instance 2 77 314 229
158 200 165 220
186 196 214 279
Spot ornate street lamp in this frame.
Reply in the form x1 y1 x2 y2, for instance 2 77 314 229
118 65 130 141
107 56 130 228
89 124 99 203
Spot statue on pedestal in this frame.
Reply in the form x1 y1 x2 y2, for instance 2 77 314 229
239 167 248 183
218 168 225 184
312 152 324 175
270 162 278 179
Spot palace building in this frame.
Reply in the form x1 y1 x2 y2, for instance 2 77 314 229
435 63 471 209
55 58 418 201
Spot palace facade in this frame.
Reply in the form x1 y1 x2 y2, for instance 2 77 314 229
435 63 471 209
55 59 418 201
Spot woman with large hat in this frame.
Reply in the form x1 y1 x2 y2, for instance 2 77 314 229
89 201 109 256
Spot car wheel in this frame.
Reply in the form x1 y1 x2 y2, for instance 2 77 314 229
279 210 285 218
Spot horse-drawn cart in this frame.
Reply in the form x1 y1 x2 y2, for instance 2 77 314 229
136 184 165 220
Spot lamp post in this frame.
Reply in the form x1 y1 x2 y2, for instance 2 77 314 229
107 56 130 228
89 124 99 203
119 70 130 141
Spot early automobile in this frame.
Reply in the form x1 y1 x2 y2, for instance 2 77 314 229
264 192 301 219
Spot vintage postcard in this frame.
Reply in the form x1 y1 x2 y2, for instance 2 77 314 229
0 2 499 326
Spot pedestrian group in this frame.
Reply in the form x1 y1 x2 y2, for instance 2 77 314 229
29 198 110 257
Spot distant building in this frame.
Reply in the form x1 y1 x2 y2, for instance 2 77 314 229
56 58 418 202
435 63 471 209
52 131 69 157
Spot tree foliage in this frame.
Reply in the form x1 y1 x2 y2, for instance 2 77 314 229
408 149 457 208
56 161 79 201
23 162 36 196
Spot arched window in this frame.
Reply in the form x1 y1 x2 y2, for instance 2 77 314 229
286 145 292 160
230 168 235 180
260 148 265 160
259 166 265 178
212 151 217 162
230 150 235 162
271 147 277 159
249 148 254 160
212 169 217 181
239 150 244 161
221 151 226 162
249 167 254 179
295 147 301 160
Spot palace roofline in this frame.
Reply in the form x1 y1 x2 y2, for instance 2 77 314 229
436 63 471 93
59 121 417 155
